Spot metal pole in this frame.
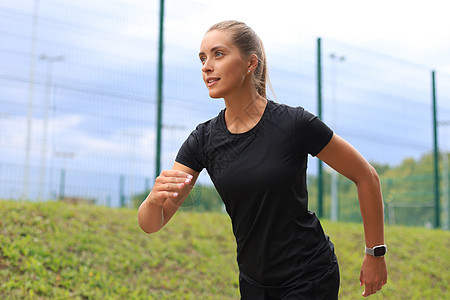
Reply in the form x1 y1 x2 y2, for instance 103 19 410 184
431 70 440 228
120 175 125 207
38 54 64 201
329 53 345 222
54 150 74 201
59 168 65 200
317 38 323 218
155 0 165 180
23 0 40 200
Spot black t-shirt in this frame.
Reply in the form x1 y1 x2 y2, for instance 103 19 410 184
176 100 335 287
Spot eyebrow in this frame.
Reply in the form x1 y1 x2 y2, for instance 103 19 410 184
198 45 228 57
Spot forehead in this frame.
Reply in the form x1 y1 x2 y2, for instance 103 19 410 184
200 30 235 52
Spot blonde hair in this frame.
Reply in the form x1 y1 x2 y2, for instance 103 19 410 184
207 20 272 99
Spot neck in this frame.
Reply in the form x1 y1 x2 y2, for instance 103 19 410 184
223 91 267 134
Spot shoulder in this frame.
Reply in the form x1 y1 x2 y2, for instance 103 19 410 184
176 110 224 172
191 109 223 137
186 109 225 148
267 100 313 124
268 100 306 114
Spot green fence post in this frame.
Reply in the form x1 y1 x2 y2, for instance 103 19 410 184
59 168 65 200
120 175 125 207
317 37 324 218
155 0 165 180
432 70 440 228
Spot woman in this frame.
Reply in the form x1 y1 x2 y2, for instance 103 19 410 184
138 20 387 299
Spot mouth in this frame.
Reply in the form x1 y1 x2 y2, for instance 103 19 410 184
206 77 220 87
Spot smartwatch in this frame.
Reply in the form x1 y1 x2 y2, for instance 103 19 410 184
365 245 387 257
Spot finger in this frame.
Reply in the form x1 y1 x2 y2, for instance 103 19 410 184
360 272 377 297
163 182 187 192
370 284 377 295
152 181 182 196
359 270 364 287
163 174 193 185
157 191 177 198
153 192 178 202
161 170 194 179
379 278 387 291
362 282 377 297
156 176 192 188
151 191 178 204
362 287 374 297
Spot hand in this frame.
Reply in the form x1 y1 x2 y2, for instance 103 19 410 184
360 255 387 297
148 170 193 207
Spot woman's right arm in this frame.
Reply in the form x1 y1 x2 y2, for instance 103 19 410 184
138 162 199 233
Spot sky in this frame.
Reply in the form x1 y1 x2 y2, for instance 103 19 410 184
190 0 450 73
1 0 449 205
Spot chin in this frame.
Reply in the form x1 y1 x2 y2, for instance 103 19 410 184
208 92 223 99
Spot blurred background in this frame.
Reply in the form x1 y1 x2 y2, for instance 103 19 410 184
1 0 449 229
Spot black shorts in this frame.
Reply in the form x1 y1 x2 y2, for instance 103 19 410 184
239 261 340 300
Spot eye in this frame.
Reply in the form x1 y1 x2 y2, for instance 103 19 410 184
215 51 224 58
199 56 206 64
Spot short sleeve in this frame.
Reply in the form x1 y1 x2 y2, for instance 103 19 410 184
295 108 333 157
175 126 205 172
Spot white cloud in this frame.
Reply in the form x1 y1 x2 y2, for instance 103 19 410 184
1 112 155 173
182 0 450 72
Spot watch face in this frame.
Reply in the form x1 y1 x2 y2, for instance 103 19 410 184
373 246 386 257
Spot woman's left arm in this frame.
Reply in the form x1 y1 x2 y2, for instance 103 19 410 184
316 133 387 297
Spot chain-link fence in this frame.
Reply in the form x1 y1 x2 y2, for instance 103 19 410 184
1 0 449 228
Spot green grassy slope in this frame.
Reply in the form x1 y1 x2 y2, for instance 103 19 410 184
1 200 449 299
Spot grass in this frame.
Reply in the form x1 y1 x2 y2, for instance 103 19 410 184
0 200 449 299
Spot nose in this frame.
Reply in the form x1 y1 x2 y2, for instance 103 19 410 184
202 59 213 73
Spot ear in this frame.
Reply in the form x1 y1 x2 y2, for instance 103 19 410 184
247 54 259 73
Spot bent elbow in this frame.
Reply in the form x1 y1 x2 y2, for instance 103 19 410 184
140 226 157 234
368 164 381 185
137 209 162 234
353 163 381 187
138 220 160 234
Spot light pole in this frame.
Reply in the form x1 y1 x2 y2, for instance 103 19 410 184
37 54 65 201
53 150 74 200
329 53 345 222
23 0 41 201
